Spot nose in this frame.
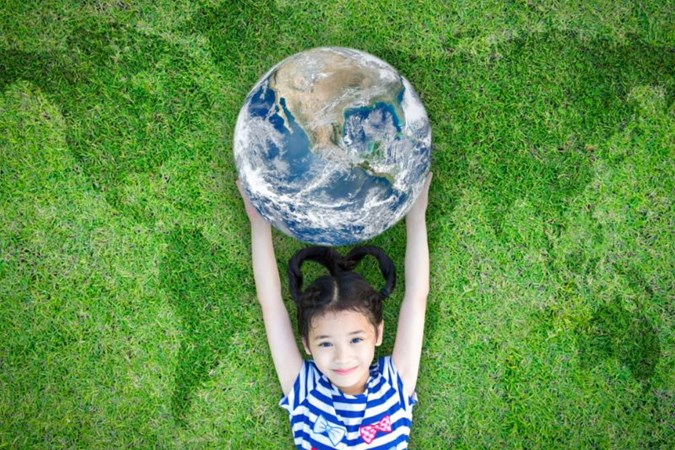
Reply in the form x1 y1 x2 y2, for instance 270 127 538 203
334 344 350 364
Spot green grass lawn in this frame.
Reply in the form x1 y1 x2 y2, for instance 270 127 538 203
1 0 673 448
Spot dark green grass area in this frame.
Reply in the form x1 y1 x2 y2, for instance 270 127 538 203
1 0 673 448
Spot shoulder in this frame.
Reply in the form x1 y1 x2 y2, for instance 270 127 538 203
279 360 332 414
374 356 400 385
374 356 418 410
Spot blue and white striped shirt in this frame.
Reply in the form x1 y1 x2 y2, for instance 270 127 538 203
280 356 417 449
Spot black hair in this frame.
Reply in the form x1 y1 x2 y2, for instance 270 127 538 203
287 246 396 341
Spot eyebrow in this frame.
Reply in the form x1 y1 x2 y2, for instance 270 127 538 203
313 330 366 341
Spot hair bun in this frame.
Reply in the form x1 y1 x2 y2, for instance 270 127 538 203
288 245 396 304
287 246 344 304
344 245 396 299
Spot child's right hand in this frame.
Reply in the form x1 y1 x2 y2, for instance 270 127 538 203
236 180 269 228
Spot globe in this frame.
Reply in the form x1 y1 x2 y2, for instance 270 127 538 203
233 47 431 246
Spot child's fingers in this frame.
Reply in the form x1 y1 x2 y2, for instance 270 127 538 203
236 180 255 207
236 179 245 198
407 172 432 218
417 172 433 204
236 180 264 222
236 179 248 205
422 172 432 194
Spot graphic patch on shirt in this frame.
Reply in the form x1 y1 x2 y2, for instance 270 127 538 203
312 415 346 446
359 415 392 444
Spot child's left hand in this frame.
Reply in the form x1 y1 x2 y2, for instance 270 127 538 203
407 172 432 222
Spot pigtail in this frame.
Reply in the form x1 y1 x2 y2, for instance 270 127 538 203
287 246 343 305
344 246 396 299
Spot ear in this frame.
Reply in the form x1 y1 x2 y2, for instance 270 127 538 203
375 321 384 347
302 337 312 355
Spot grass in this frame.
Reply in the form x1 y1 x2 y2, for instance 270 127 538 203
1 0 673 448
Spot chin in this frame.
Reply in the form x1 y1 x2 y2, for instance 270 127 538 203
333 374 368 394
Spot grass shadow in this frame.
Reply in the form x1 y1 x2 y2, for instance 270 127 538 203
159 227 240 423
578 300 661 383
1 19 214 224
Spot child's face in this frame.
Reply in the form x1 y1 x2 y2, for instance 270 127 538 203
303 309 383 396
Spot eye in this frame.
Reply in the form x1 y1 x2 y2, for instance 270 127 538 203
318 342 333 348
350 337 364 344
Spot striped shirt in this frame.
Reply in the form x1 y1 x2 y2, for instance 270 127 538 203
280 356 417 449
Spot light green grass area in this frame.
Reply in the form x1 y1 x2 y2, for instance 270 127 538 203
1 1 673 448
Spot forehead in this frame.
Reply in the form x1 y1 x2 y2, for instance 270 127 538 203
309 309 374 335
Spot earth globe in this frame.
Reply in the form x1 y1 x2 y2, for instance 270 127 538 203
234 47 431 246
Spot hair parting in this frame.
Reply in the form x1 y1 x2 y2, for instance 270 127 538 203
287 245 396 340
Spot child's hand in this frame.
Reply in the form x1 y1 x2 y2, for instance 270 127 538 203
407 172 432 222
236 180 269 228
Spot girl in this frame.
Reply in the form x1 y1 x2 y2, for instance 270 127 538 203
238 174 431 449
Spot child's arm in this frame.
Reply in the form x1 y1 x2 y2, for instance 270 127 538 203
238 183 303 395
392 173 432 397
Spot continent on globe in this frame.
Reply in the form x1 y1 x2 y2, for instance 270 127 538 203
234 47 431 246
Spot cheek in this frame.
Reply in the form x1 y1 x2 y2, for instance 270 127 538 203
313 352 333 371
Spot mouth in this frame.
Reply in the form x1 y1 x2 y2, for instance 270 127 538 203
333 367 357 376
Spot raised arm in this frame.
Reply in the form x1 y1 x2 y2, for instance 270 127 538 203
392 173 432 397
238 182 303 395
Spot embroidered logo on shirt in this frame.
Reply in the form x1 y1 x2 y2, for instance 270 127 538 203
359 415 392 444
313 415 346 446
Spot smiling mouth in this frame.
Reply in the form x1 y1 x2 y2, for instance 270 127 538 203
333 367 357 376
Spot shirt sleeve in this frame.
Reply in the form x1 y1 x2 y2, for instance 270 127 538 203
279 360 320 414
380 356 418 410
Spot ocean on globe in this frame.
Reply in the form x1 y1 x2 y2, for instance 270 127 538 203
234 47 431 246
